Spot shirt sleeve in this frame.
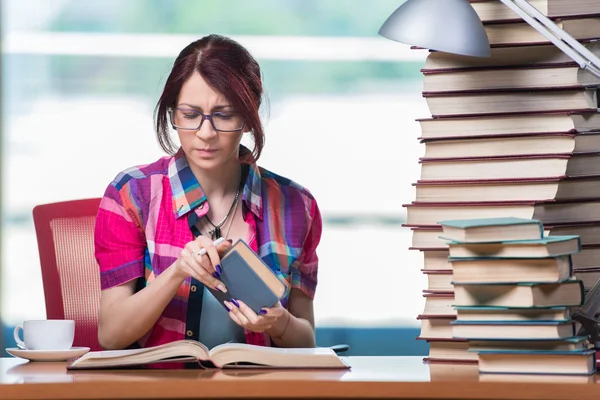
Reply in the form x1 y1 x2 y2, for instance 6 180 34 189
94 182 146 290
289 197 322 300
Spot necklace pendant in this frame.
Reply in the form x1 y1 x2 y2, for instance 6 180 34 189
207 227 216 240
214 226 221 239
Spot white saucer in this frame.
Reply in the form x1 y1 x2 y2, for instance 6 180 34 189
5 347 90 362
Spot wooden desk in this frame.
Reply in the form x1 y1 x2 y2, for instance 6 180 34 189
0 356 598 399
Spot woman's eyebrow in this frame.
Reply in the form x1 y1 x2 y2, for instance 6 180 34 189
177 103 200 110
212 105 234 111
177 103 233 112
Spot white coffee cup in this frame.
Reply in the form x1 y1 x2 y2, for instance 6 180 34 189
13 320 75 350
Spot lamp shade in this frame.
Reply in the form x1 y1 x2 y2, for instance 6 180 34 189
378 0 491 57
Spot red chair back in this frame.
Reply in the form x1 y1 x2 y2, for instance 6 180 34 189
32 198 103 351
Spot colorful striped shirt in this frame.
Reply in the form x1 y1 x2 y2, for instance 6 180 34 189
94 147 322 348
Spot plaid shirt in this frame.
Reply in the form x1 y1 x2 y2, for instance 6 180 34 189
94 147 321 348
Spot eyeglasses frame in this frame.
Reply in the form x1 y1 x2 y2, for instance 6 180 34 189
168 107 245 132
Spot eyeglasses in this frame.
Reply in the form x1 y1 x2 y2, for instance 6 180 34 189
168 107 244 132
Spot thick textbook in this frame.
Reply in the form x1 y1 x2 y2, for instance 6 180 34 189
414 176 600 203
447 235 581 258
455 306 573 322
417 112 600 141
453 280 585 308
423 270 453 293
425 339 476 362
450 256 573 284
404 200 600 227
423 43 600 71
417 316 455 340
424 88 597 118
468 0 600 23
421 133 600 159
68 341 350 370
422 293 456 317
438 217 543 243
210 239 287 313
423 66 600 94
419 153 600 181
483 18 600 47
452 320 576 340
477 349 597 375
468 336 591 352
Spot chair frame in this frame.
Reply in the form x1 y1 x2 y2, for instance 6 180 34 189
32 198 102 349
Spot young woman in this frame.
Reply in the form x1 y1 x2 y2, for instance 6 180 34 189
94 34 321 351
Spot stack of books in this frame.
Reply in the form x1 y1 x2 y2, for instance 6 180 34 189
439 216 596 377
406 0 600 369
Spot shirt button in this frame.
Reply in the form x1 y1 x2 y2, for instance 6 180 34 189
186 330 193 337
190 285 197 293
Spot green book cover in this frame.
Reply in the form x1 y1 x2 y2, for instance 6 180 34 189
438 217 543 230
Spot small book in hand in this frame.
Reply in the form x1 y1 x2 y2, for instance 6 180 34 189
210 239 288 313
67 341 350 370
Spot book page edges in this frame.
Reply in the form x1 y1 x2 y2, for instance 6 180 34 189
233 241 287 298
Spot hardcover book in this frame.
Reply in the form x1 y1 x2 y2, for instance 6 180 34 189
209 239 287 313
477 349 597 375
414 176 600 203
452 320 576 340
404 200 600 227
450 255 573 284
417 112 600 141
423 88 598 118
422 43 600 72
468 0 600 23
482 18 600 47
468 336 591 352
419 153 600 181
453 280 585 308
455 306 573 322
421 133 600 159
438 217 544 243
67 341 350 370
447 235 581 258
422 66 600 94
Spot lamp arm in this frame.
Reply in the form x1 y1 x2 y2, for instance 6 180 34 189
499 0 600 78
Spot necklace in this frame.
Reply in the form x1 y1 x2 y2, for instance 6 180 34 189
223 190 241 240
205 186 241 240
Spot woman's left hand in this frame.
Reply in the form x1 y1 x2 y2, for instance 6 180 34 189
224 300 287 333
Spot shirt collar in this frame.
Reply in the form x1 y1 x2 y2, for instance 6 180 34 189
169 146 263 220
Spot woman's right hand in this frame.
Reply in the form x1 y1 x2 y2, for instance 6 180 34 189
172 237 233 292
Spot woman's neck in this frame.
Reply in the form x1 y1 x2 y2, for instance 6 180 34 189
190 160 242 201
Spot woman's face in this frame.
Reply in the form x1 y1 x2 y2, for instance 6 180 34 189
174 71 244 171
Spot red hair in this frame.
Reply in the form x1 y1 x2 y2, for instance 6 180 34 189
154 34 265 163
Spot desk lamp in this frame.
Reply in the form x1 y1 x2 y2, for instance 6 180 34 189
378 0 600 77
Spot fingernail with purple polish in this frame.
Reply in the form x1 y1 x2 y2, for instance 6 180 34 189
227 239 233 243
216 264 223 275
212 271 220 279
231 299 240 308
259 309 267 315
224 303 231 312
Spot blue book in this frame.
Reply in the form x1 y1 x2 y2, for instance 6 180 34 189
455 305 572 322
452 320 576 340
468 336 591 353
478 349 596 376
437 217 543 243
453 280 584 308
451 255 573 284
207 239 287 313
448 235 581 258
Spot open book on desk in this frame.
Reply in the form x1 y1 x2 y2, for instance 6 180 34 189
67 340 350 370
